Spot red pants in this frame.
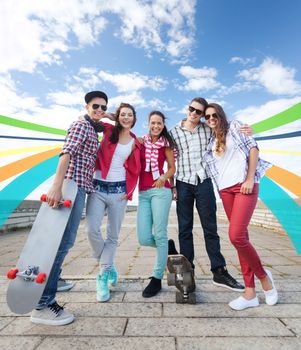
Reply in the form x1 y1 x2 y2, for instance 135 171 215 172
220 183 266 288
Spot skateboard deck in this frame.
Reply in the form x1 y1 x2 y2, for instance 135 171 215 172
167 254 196 304
6 179 78 314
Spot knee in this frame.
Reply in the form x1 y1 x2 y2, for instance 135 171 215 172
138 235 152 247
86 220 99 237
229 228 247 249
153 230 168 245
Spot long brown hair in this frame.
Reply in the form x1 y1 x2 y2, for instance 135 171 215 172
148 110 176 148
109 103 137 144
205 103 229 155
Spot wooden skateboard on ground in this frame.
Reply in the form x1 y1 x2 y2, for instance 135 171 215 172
167 254 196 304
6 179 78 314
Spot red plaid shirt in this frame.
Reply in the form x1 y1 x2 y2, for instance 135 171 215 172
60 119 99 193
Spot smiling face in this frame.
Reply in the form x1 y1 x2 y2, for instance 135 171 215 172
86 97 107 122
187 100 205 125
149 113 164 138
118 107 135 130
204 106 219 130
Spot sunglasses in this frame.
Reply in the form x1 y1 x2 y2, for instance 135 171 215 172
204 113 218 120
188 105 204 116
91 103 107 111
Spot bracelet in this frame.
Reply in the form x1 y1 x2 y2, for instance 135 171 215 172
171 186 176 189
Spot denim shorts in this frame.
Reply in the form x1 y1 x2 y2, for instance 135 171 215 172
93 179 126 194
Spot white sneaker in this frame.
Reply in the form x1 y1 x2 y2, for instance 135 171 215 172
30 302 74 326
264 269 278 306
229 296 259 311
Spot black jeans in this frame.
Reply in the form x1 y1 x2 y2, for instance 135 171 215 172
176 178 226 270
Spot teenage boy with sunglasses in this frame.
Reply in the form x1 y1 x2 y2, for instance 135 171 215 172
30 90 109 326
169 97 245 292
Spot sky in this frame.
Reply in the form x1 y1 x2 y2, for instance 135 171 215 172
1 0 301 200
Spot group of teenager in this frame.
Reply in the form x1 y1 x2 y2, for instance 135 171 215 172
29 90 278 326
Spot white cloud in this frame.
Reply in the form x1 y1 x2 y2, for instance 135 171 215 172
0 1 108 73
233 96 301 126
0 73 40 115
233 97 301 177
98 71 168 93
109 91 170 111
0 0 197 74
238 57 301 95
229 56 256 65
100 0 196 59
0 72 83 129
177 65 221 92
217 81 257 97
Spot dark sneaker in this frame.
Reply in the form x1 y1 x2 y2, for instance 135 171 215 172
168 239 179 255
30 302 74 326
213 267 245 292
142 277 162 298
57 278 75 292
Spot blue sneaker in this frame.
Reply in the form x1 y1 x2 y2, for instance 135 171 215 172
96 271 110 302
108 265 118 287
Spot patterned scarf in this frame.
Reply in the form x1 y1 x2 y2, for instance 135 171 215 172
143 134 169 180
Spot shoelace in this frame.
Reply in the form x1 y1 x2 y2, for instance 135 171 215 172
49 302 64 315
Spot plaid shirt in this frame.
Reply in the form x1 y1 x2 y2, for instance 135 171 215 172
169 120 211 185
60 119 99 193
203 120 272 189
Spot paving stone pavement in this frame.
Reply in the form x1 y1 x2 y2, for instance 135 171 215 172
0 208 300 349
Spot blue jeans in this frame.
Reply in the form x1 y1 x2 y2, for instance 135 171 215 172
176 178 225 271
37 187 86 308
137 188 172 279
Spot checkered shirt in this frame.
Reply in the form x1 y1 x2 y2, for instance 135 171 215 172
203 120 272 189
60 119 99 193
169 120 211 185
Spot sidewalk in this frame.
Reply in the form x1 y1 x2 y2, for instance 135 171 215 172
0 208 300 349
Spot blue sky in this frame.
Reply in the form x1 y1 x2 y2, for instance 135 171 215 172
1 0 301 184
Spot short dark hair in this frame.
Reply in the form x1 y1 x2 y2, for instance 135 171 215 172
190 97 208 109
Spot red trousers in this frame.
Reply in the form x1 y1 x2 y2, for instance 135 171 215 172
220 183 266 288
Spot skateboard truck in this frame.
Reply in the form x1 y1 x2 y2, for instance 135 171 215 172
167 255 196 304
7 266 47 284
40 194 72 208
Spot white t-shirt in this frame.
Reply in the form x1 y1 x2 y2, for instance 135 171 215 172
213 134 245 190
94 139 134 182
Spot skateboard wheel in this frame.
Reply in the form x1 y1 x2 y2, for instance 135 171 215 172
183 271 192 285
176 291 185 303
40 194 47 202
188 292 196 304
36 273 47 284
167 273 176 286
7 268 19 279
63 200 72 208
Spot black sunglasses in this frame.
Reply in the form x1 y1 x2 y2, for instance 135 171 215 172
92 103 107 111
188 105 204 116
204 113 218 120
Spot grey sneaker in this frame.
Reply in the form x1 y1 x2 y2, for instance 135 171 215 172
57 278 75 292
30 302 74 326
